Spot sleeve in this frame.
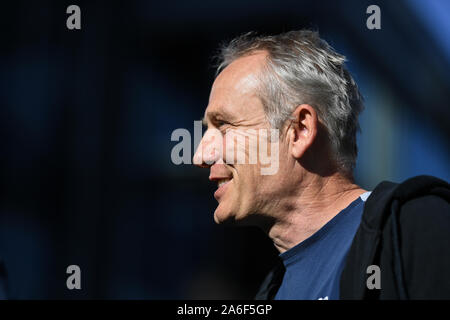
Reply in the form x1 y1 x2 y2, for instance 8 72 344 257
399 194 450 299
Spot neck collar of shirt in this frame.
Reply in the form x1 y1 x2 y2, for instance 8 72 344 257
279 196 364 265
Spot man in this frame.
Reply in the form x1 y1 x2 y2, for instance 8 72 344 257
193 30 450 299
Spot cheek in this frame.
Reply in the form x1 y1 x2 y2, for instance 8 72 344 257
222 135 229 160
223 129 260 164
223 132 239 164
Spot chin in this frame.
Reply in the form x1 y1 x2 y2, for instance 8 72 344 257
213 207 230 224
213 204 238 225
214 201 271 229
214 207 255 229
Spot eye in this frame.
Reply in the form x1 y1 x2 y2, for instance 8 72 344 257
214 119 228 128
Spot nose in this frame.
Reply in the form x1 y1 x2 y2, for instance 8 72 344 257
193 129 222 168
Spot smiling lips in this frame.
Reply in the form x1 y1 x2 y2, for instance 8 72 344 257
209 164 233 200
217 178 231 188
213 178 232 200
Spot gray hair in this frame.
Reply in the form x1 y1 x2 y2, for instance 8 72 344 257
215 30 364 173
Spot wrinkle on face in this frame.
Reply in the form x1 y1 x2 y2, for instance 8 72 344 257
198 50 285 224
205 51 270 131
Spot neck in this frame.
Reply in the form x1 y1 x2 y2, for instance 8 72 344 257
266 171 366 254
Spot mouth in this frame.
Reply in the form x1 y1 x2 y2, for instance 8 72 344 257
214 178 233 200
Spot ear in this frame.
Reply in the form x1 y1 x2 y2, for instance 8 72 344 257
289 104 318 159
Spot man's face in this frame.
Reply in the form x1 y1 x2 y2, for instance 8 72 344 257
194 52 289 224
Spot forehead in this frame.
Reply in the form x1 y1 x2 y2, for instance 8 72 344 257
204 52 268 121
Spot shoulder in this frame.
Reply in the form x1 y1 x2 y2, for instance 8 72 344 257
362 175 449 231
398 194 450 244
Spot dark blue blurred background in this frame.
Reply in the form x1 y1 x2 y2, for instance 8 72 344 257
0 0 449 299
